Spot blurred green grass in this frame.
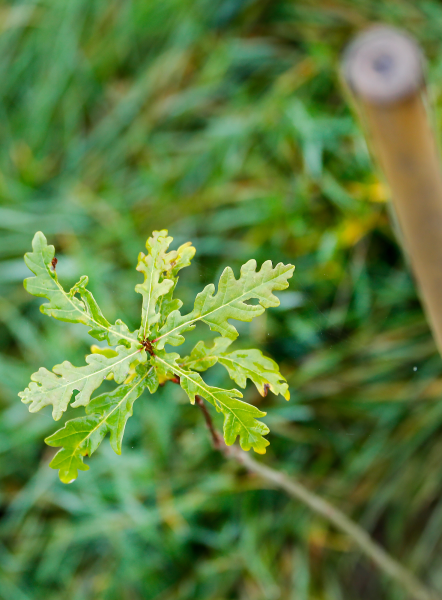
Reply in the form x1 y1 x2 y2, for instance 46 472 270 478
2 0 442 598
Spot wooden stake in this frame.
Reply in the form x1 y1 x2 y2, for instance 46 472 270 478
343 27 442 355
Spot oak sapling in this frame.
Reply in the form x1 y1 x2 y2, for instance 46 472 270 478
19 231 294 483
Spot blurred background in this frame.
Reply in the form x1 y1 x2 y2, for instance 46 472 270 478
2 1 442 598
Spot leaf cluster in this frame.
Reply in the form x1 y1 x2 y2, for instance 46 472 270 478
19 231 294 482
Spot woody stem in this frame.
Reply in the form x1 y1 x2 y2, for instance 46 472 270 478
194 399 440 600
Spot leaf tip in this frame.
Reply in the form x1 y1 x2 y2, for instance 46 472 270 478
32 231 48 250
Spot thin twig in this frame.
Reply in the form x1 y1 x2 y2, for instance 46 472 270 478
194 394 440 600
194 396 224 449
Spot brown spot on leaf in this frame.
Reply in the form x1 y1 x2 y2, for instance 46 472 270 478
263 383 270 397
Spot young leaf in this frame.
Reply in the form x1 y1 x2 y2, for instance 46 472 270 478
162 241 196 278
181 338 289 399
155 241 196 330
24 232 138 347
71 276 137 347
218 349 290 400
19 345 145 420
155 355 270 454
135 230 174 340
45 366 153 483
155 259 295 349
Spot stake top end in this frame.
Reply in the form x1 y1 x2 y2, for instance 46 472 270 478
342 26 424 104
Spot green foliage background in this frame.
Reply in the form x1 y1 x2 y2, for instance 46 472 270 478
2 1 442 598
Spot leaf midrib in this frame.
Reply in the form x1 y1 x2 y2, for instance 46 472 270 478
142 257 156 339
30 245 137 354
34 350 141 395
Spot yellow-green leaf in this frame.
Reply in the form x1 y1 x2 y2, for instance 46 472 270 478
19 345 145 420
45 367 153 483
219 349 290 400
155 260 294 349
155 355 270 454
135 230 174 339
24 232 138 347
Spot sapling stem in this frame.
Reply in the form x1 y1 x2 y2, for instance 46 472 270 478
194 395 441 600
22 231 293 479
22 228 439 599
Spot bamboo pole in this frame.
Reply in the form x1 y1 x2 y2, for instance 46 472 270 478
342 26 442 356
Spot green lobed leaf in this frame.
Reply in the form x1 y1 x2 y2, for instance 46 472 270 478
19 345 146 420
24 232 138 347
162 240 196 278
154 259 295 349
181 338 290 399
154 241 196 332
219 349 290 400
71 277 137 346
45 366 153 483
136 232 196 340
135 230 175 340
155 354 270 454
